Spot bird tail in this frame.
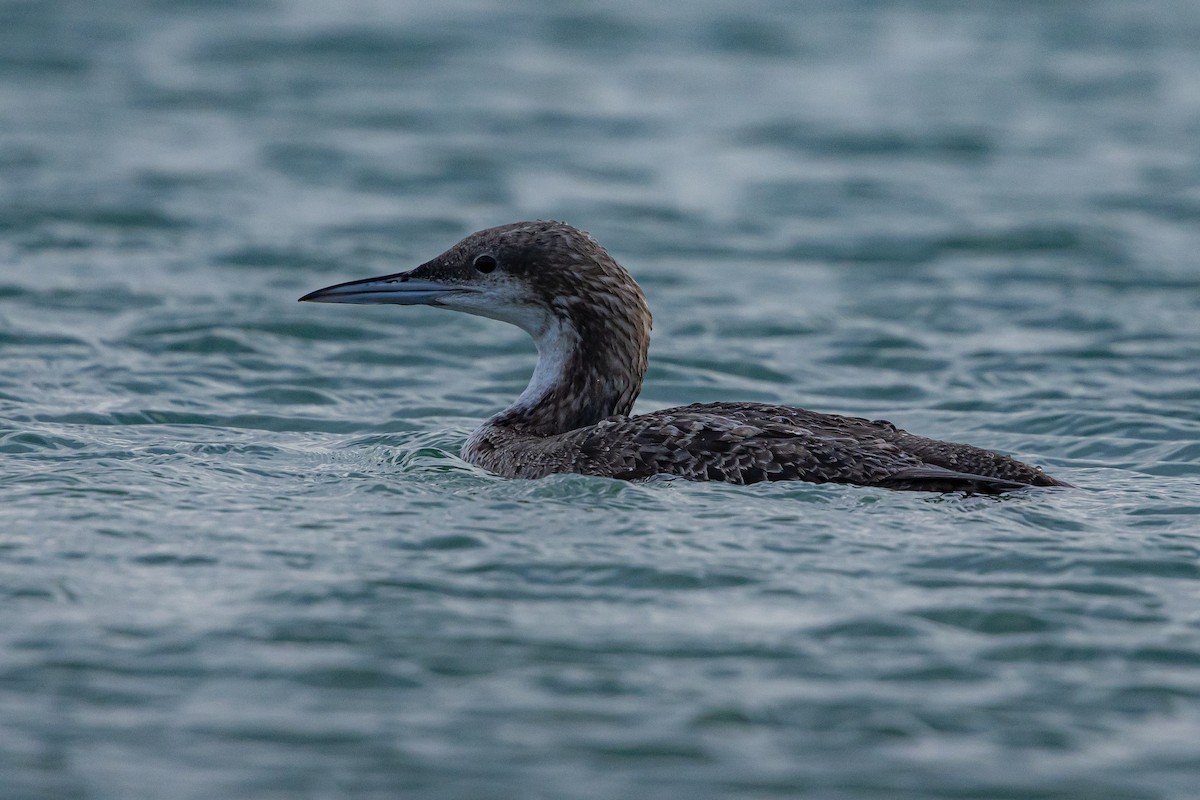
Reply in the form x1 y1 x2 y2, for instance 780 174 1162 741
881 466 1072 495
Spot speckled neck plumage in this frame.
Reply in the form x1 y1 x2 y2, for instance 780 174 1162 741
301 220 1069 494
486 231 650 436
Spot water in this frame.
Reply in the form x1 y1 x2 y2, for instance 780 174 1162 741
3 1 1200 797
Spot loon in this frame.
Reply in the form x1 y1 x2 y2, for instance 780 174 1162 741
300 220 1069 494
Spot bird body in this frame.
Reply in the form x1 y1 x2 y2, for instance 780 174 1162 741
464 402 1062 492
301 221 1068 494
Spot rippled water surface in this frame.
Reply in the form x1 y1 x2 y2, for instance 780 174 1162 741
3 1 1200 798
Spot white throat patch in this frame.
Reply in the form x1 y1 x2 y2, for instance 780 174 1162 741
514 315 579 410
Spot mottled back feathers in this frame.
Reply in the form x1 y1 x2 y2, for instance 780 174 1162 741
466 401 1066 494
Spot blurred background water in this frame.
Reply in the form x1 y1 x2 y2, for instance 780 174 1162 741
2 0 1200 798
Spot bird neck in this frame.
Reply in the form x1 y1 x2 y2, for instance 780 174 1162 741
491 300 650 436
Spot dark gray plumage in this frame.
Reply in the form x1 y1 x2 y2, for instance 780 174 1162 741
301 220 1069 494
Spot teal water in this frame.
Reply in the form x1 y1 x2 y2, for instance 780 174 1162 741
3 1 1200 798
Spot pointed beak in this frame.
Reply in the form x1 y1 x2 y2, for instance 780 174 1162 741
298 271 470 305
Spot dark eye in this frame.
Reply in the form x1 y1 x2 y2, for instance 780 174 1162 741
473 254 497 274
